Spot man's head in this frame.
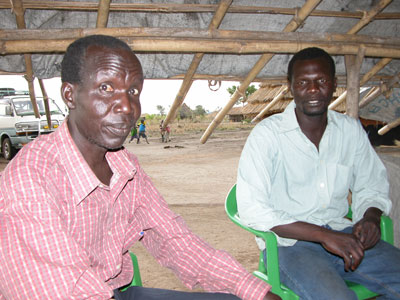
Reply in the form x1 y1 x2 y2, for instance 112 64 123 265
288 47 337 119
61 35 143 152
287 47 335 83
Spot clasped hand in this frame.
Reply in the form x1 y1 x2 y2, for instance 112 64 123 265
321 215 380 272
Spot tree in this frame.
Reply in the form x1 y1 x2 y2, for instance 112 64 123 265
193 105 207 117
227 84 257 105
156 105 165 115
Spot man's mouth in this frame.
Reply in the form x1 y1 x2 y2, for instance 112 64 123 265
106 123 131 137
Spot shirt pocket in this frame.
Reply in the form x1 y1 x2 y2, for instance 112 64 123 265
327 162 352 201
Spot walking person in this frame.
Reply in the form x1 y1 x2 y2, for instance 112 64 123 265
137 119 149 144
128 125 139 143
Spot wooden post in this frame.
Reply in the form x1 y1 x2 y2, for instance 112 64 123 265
359 73 399 108
96 0 111 28
200 0 322 143
329 57 392 110
38 79 51 128
344 46 365 118
378 117 400 135
11 0 40 119
162 0 232 129
328 0 392 111
251 86 288 123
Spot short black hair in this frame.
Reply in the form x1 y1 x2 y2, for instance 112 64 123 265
61 35 132 84
287 47 335 82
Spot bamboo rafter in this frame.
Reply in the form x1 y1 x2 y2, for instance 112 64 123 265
0 1 398 20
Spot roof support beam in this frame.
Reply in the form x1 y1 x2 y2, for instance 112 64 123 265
344 47 365 118
359 73 399 108
378 117 400 135
96 0 111 28
200 0 322 144
328 0 393 111
329 57 392 109
11 0 40 119
0 1 398 20
251 86 288 123
162 0 232 130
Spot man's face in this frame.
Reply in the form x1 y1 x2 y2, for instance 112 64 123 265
67 45 143 151
289 57 336 118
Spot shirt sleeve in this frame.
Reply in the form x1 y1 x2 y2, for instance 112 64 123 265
132 165 271 300
236 123 298 240
0 164 113 300
350 120 392 222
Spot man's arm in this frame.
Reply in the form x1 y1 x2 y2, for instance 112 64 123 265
271 222 365 271
133 166 274 300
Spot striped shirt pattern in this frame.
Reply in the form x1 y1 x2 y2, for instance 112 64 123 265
0 122 270 299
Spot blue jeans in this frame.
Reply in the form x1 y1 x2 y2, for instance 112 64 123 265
264 226 400 300
114 287 241 300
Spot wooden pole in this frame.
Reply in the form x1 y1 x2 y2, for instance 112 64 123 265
11 0 40 119
0 1 398 20
251 86 288 123
162 0 232 129
344 46 365 118
328 57 392 109
96 0 111 28
200 0 322 144
347 0 392 34
328 0 392 111
359 74 399 108
378 117 400 135
38 79 51 128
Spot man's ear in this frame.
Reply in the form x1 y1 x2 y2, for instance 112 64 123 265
61 82 76 110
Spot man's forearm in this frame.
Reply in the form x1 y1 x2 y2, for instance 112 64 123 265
271 221 330 244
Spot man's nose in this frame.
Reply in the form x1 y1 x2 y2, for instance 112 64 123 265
307 81 318 92
115 92 133 114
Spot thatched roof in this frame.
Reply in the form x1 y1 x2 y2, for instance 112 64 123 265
0 0 399 142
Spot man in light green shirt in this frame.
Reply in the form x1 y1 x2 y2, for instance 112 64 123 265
237 47 400 299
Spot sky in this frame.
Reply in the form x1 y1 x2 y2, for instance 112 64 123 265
0 75 244 115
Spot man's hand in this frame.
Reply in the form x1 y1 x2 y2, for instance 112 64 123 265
319 230 364 271
352 207 382 250
263 291 282 300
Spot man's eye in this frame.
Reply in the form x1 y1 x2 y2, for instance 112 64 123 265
319 79 327 84
297 81 306 86
129 88 139 96
100 84 113 92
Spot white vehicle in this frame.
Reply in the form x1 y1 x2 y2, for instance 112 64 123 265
0 96 66 160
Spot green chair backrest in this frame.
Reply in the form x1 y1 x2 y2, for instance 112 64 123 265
120 252 142 292
225 184 394 300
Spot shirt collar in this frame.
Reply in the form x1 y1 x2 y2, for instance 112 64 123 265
55 121 136 205
276 100 340 133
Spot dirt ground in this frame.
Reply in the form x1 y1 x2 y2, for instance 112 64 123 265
125 128 261 291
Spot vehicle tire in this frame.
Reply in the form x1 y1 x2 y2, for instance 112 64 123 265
2 137 16 160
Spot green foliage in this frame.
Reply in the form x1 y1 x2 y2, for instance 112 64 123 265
156 105 165 115
193 105 207 117
227 84 258 105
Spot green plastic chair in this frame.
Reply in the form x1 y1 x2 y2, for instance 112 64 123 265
120 252 143 291
225 184 394 300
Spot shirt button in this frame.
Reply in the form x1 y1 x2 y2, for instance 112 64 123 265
108 230 112 235
116 264 121 270
320 182 325 188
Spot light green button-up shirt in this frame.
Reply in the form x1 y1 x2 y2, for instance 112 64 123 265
237 101 391 247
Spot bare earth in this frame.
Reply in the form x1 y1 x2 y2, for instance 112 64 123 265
124 129 260 291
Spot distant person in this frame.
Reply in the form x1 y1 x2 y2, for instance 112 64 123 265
129 125 139 143
160 119 171 143
0 35 279 300
137 119 149 144
237 47 400 299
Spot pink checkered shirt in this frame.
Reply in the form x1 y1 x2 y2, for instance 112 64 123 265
0 121 270 300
